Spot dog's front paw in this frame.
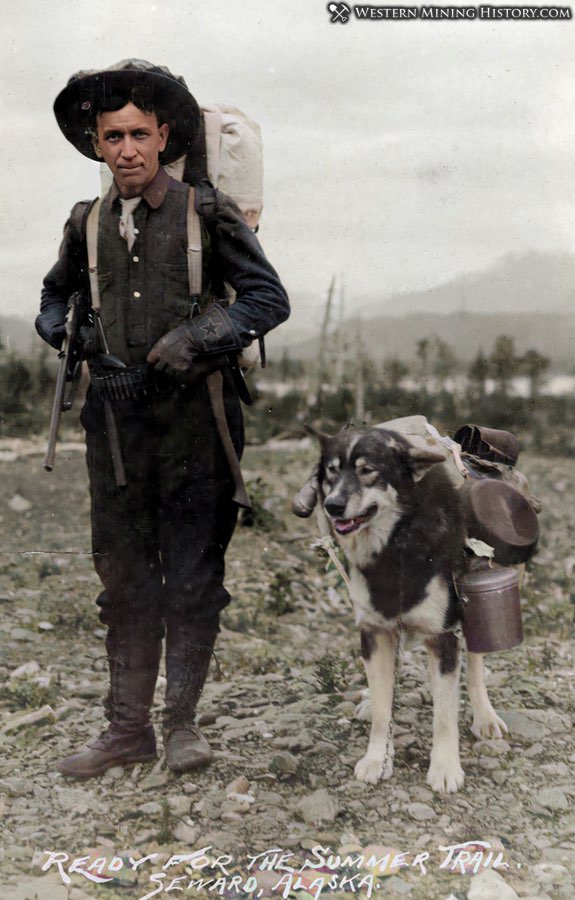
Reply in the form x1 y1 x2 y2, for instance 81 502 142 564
471 709 509 740
354 748 394 784
426 757 465 794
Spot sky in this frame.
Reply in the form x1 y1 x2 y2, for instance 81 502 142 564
2 0 575 333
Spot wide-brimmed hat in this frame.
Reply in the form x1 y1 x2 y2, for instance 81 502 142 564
53 58 200 165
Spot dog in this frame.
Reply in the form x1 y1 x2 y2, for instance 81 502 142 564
310 424 509 794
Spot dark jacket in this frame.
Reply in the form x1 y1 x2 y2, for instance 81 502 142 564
38 167 289 365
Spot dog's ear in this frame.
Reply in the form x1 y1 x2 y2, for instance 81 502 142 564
407 444 447 482
304 423 332 448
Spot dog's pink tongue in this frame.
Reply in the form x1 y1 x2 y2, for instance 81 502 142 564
335 517 361 535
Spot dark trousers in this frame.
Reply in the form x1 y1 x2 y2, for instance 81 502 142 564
82 378 242 638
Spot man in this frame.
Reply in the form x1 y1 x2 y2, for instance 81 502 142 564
36 60 289 778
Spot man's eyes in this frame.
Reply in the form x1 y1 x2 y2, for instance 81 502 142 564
104 131 151 141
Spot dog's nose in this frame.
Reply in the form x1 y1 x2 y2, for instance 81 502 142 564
324 495 347 518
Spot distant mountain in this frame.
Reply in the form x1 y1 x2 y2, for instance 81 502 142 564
266 251 575 367
281 311 575 369
359 251 575 319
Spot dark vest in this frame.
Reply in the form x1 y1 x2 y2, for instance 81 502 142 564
96 179 214 365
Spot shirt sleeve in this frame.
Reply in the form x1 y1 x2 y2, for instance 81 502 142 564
39 201 92 317
209 189 290 345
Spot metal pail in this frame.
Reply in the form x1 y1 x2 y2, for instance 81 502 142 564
456 564 523 653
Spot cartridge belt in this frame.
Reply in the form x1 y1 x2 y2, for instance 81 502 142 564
89 362 151 403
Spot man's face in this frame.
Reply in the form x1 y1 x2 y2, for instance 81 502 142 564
94 102 169 198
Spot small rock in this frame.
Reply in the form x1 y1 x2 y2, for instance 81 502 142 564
9 661 40 680
37 621 55 631
492 771 508 786
221 811 244 822
172 820 200 843
270 751 299 776
3 705 55 733
8 494 32 513
535 787 569 812
167 795 191 816
478 757 501 771
221 799 251 815
225 775 250 795
226 791 255 807
139 773 169 790
104 766 125 781
139 801 163 816
133 830 158 845
382 875 413 895
473 739 511 756
500 708 572 739
10 628 40 643
406 803 436 822
54 700 83 721
296 789 338 826
532 862 570 885
181 781 200 795
0 776 29 796
4 874 67 900
468 868 519 899
524 742 544 757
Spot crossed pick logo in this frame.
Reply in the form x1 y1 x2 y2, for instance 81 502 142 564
328 2 351 23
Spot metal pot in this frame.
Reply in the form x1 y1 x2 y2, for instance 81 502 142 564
455 564 523 653
454 424 520 467
460 478 539 566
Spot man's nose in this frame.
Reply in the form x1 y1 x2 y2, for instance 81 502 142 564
120 137 137 158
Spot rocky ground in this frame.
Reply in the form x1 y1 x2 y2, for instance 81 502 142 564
0 433 574 900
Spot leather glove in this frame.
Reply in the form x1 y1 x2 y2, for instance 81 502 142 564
147 304 242 373
35 303 67 350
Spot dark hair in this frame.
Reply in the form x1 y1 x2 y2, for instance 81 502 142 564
94 84 166 126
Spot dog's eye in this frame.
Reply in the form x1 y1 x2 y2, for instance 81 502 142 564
358 465 375 477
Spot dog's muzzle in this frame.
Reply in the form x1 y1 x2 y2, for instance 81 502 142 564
324 497 378 535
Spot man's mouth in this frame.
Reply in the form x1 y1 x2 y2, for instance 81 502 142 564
333 504 377 535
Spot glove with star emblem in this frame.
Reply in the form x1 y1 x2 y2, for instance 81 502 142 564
147 304 243 372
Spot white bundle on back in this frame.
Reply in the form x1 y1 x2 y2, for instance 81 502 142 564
202 104 263 229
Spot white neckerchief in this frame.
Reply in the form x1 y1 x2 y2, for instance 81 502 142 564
119 197 142 251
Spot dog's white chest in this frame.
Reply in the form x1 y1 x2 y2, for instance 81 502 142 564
350 568 450 638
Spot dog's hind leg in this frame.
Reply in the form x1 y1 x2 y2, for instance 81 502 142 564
467 651 508 739
425 633 465 794
354 628 397 784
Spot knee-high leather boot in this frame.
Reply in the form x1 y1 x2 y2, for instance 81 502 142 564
58 626 162 779
163 619 218 773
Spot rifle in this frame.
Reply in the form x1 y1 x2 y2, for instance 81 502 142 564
43 291 90 472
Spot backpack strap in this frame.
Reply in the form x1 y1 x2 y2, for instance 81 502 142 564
193 180 218 232
85 198 102 310
186 186 203 303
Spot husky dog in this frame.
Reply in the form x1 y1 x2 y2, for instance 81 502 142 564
312 425 508 794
